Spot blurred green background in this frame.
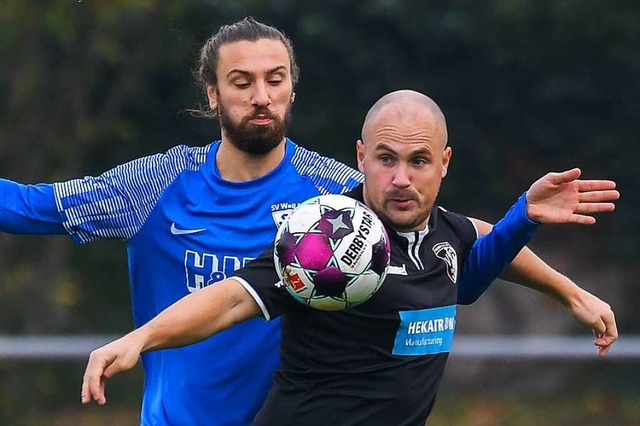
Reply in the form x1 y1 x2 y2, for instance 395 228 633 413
0 0 638 424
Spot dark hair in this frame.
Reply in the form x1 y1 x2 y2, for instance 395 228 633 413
194 17 299 119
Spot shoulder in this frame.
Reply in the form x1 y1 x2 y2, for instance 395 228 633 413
434 206 478 244
288 141 363 194
152 143 212 169
99 143 212 180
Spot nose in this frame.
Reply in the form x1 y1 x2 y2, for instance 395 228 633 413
251 81 271 107
392 165 411 189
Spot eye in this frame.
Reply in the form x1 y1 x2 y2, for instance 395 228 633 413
379 155 393 165
268 79 283 86
411 157 429 166
234 82 251 89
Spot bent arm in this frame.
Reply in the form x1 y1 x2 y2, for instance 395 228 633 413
82 278 261 405
472 217 583 302
0 179 66 234
468 222 617 357
457 193 538 305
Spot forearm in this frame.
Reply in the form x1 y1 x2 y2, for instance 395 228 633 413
458 193 539 304
501 248 581 308
0 179 66 234
137 279 261 352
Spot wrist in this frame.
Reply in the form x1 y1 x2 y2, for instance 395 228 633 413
134 326 156 353
523 191 543 225
549 276 583 308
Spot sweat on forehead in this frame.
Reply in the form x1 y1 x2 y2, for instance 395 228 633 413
361 90 448 144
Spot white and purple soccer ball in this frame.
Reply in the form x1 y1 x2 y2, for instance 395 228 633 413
274 194 390 311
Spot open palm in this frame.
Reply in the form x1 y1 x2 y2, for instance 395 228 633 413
525 168 619 225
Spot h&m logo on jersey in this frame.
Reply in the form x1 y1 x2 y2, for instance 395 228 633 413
432 242 458 283
270 202 297 228
183 250 254 292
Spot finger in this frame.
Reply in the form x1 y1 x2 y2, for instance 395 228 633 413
591 323 609 358
568 214 597 225
85 371 106 405
595 334 614 358
597 342 611 358
83 354 108 405
81 377 91 405
90 372 106 405
548 168 581 185
593 312 618 358
576 180 617 192
574 202 616 214
99 378 106 404
578 190 620 203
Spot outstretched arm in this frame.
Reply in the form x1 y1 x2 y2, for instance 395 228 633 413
465 168 619 357
0 179 66 234
81 278 261 405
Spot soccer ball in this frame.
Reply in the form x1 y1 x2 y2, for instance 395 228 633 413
274 194 390 311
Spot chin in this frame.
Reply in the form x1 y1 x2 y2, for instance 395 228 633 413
386 218 415 232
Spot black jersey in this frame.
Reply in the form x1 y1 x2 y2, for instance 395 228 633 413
234 186 478 426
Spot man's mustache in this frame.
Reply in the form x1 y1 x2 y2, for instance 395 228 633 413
247 108 278 121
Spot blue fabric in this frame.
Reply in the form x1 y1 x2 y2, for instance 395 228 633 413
52 139 362 426
0 179 66 234
457 192 539 305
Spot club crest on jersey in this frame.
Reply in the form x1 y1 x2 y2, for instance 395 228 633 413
271 203 296 228
432 242 458 283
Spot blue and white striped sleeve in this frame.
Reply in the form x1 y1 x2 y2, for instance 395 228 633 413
291 145 363 195
53 145 208 244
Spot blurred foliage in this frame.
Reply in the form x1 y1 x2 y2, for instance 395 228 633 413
0 0 638 422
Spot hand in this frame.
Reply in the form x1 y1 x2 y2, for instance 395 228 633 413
526 168 619 224
567 288 618 358
81 335 144 405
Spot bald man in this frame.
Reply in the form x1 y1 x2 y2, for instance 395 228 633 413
81 90 619 425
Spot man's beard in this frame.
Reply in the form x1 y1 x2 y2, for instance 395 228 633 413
218 103 291 156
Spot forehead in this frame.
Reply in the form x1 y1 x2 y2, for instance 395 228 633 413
365 105 445 151
216 38 290 77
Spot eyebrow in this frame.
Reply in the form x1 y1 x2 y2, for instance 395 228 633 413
374 141 432 156
226 65 288 79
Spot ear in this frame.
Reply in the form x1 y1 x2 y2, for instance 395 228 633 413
206 85 218 110
441 146 452 178
356 140 366 173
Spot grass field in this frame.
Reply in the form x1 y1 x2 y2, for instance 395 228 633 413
3 359 639 425
37 393 640 426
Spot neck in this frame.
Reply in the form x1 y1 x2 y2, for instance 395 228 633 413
215 137 286 182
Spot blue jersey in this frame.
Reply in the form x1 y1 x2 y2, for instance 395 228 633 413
51 139 362 425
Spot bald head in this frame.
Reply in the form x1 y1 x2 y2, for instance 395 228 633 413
356 89 453 231
361 90 448 148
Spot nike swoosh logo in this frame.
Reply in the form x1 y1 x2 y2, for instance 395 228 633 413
170 223 206 235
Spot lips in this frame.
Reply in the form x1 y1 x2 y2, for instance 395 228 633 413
391 199 413 208
250 116 274 125
248 109 277 123
387 193 416 209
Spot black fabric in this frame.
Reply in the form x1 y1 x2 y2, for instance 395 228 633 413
234 186 477 425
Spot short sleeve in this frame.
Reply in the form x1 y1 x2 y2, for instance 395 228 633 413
232 245 292 320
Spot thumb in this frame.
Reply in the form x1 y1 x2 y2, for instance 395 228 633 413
549 168 581 185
